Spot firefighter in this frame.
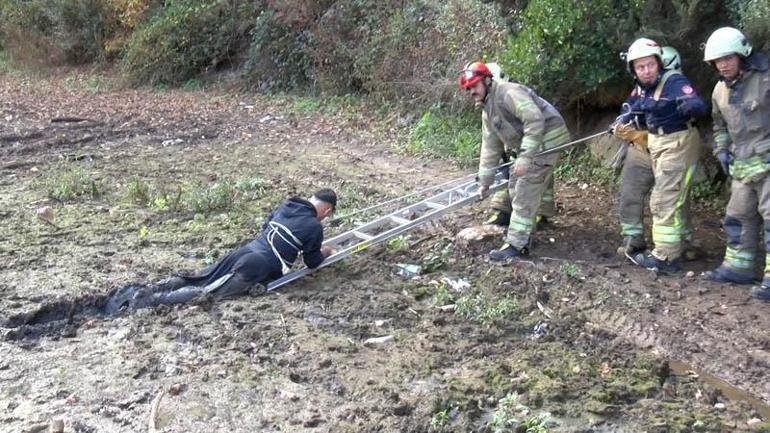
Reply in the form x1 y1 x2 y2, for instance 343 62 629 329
106 189 337 312
459 61 570 260
700 27 770 301
613 46 697 258
484 61 556 229
614 38 707 272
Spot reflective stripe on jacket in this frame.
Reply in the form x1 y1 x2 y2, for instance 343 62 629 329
478 81 568 185
711 51 770 181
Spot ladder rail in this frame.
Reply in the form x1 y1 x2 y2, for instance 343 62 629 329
266 177 507 291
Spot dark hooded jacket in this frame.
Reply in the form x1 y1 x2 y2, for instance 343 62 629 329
181 197 325 287
251 197 325 269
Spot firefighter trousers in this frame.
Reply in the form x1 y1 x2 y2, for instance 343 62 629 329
504 153 560 249
719 173 770 278
647 127 701 261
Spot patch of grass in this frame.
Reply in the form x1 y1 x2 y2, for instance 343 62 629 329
407 109 480 166
421 243 452 273
489 392 552 433
123 175 268 215
431 282 455 306
690 179 728 211
430 408 450 430
292 96 322 113
554 148 616 187
42 161 103 201
523 413 551 433
126 176 151 205
385 235 410 252
182 78 204 90
559 262 582 279
455 291 518 327
490 392 522 431
184 180 236 214
63 72 112 94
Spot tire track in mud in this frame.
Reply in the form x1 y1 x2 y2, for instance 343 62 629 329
584 309 664 354
576 278 770 415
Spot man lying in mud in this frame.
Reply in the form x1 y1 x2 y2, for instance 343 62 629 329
106 188 337 313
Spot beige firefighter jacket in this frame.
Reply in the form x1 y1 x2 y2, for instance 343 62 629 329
478 81 569 186
712 52 770 181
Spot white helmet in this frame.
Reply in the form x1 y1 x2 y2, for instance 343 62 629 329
661 46 682 71
703 27 752 62
485 62 509 83
625 38 663 74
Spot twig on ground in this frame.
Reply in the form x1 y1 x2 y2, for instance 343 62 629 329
148 389 165 432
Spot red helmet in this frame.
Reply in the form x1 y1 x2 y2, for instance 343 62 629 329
458 62 492 89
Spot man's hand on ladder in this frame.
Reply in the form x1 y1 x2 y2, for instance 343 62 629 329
321 245 336 257
478 184 491 200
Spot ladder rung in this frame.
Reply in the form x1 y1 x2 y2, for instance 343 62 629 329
352 231 374 241
390 216 411 225
424 201 446 210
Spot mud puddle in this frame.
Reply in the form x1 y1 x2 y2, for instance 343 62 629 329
669 360 770 420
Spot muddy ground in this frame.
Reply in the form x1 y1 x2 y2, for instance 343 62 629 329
1 70 769 433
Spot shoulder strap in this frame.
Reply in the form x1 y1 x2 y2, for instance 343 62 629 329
653 70 681 101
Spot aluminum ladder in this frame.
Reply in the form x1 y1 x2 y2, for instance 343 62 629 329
266 173 508 291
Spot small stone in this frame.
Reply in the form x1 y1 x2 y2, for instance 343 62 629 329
714 402 726 410
747 418 761 427
685 271 695 278
168 383 184 395
50 419 64 433
36 206 54 222
23 423 48 433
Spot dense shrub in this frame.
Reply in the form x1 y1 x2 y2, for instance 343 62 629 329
730 0 770 51
498 0 645 110
307 0 506 104
121 0 258 85
495 0 736 111
407 109 480 165
243 0 505 104
0 0 117 65
243 7 315 91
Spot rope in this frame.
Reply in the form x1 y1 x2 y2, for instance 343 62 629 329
331 130 608 222
266 221 302 275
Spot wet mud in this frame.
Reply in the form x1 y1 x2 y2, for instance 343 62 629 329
2 71 769 432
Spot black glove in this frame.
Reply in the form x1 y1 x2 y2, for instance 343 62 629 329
716 149 734 175
676 97 699 116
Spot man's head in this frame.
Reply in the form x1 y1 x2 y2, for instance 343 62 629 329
459 61 493 105
310 188 337 221
704 27 752 81
626 38 663 86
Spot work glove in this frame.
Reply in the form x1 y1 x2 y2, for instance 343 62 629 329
612 123 648 146
716 149 734 175
676 96 700 117
498 164 510 180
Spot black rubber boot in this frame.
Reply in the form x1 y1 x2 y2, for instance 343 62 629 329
489 243 528 262
751 279 770 301
485 210 511 227
702 265 755 285
617 236 646 257
629 252 682 273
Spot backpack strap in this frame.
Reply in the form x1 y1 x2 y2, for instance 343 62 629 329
653 70 681 100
